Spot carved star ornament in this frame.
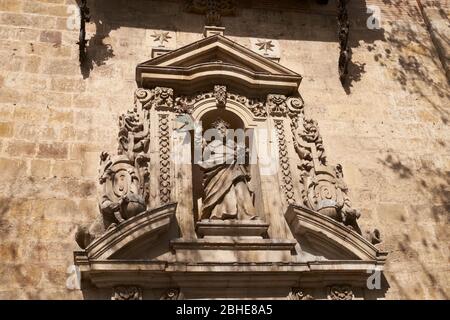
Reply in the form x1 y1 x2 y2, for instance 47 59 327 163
152 31 172 46
255 39 275 54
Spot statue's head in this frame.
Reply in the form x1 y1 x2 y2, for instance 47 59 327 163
211 118 230 138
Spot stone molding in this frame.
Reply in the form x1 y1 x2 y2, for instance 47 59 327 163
82 203 176 260
285 205 387 262
136 35 301 95
196 220 269 238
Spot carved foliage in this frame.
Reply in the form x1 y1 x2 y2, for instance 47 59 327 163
328 285 353 300
291 116 363 234
173 90 268 117
112 286 142 300
214 85 227 107
160 288 180 300
153 87 174 110
267 94 287 116
293 118 326 173
227 93 267 117
275 120 295 205
266 95 304 118
159 114 172 204
289 288 314 300
185 0 236 26
99 88 153 229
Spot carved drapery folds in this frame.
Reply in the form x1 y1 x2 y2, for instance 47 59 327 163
112 286 143 300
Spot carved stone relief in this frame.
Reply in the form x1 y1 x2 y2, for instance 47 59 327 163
289 288 314 300
112 286 143 300
214 85 227 107
185 0 236 26
75 89 152 249
327 285 354 300
250 38 281 61
73 74 381 250
160 288 181 300
159 114 172 205
275 120 295 205
199 118 258 221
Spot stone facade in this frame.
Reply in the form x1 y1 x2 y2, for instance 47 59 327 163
0 0 448 299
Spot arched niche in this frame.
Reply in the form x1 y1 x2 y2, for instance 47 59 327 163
190 102 266 227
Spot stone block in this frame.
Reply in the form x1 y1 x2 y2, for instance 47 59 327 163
5 140 37 157
30 159 51 178
37 143 68 159
0 158 27 179
0 121 13 137
52 160 82 178
39 30 61 45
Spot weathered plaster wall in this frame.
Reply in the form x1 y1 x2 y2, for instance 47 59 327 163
0 0 448 299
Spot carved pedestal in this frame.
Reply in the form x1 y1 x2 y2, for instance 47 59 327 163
196 220 269 238
170 237 297 263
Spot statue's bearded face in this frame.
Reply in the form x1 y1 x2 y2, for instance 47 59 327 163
215 123 227 138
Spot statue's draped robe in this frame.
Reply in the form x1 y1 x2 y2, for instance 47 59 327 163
200 139 257 220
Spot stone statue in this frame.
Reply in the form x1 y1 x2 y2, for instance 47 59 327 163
198 118 258 221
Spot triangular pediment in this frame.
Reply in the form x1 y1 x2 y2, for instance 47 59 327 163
136 35 302 95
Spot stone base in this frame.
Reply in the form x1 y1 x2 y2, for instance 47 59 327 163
170 238 297 263
196 219 269 238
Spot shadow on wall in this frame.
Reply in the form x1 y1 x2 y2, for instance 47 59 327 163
378 152 449 299
74 0 384 83
366 0 449 124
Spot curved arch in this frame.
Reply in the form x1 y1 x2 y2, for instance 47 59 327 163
191 98 262 128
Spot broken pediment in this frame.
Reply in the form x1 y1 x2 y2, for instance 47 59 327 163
136 34 302 95
285 205 387 262
77 203 177 261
